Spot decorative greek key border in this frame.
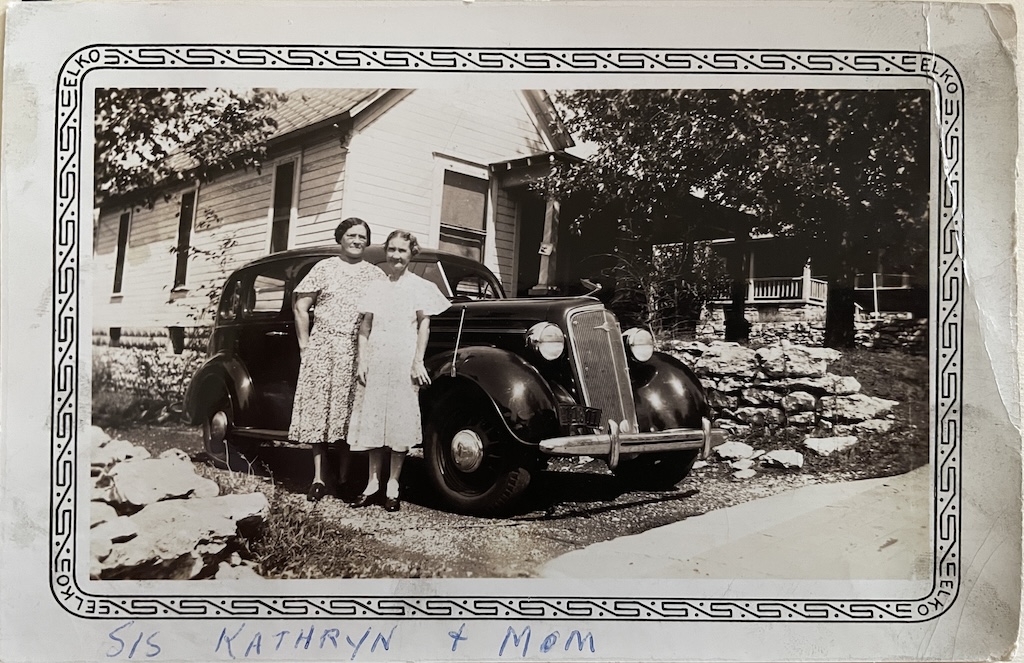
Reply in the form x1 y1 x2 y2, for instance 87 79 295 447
52 46 964 621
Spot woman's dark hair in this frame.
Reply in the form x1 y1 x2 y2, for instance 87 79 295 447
385 229 421 257
334 217 371 245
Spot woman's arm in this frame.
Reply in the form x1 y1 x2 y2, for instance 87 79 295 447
356 313 373 385
292 294 316 352
411 312 431 387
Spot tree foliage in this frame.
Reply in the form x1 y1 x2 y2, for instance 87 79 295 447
94 88 285 206
543 89 930 346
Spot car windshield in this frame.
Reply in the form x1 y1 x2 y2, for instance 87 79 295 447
409 259 504 301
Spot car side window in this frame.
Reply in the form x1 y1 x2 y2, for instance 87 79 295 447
218 279 243 322
237 262 293 320
440 261 503 300
409 260 452 297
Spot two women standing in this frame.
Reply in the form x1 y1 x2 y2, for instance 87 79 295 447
290 220 449 510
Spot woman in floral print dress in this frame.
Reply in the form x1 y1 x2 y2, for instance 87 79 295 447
291 218 386 502
348 230 451 512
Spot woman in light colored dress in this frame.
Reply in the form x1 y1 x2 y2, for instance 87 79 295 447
348 230 451 512
291 218 386 502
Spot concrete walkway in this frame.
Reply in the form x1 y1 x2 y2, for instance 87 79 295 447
540 466 932 579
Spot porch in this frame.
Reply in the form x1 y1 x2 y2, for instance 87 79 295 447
713 272 829 306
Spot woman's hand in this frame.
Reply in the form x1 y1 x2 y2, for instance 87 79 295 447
357 360 369 386
411 360 430 387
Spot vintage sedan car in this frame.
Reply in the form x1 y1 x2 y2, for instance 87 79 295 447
185 245 725 514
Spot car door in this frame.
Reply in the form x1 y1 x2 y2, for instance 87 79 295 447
233 262 302 435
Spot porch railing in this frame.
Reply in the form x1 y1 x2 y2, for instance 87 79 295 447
711 276 828 305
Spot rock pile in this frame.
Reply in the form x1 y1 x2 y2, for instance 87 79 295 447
664 340 899 436
89 426 267 580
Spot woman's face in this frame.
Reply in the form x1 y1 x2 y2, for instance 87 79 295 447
385 237 413 276
338 224 369 260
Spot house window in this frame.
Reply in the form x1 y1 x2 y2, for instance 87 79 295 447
173 191 197 288
270 161 296 253
112 211 131 294
438 170 488 261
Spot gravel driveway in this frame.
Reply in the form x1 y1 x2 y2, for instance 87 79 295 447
109 423 840 578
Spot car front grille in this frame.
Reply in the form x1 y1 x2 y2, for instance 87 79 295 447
566 307 638 432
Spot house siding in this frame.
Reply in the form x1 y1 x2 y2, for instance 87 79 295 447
93 89 555 333
342 88 547 288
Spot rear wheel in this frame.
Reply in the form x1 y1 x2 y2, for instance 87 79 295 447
202 395 259 471
424 390 535 516
613 450 699 490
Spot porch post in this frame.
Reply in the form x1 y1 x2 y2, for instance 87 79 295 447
724 233 751 341
802 261 812 303
528 199 560 296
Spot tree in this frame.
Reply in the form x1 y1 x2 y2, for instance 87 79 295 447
94 88 285 206
542 89 929 347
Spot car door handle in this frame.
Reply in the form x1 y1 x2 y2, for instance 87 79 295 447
265 331 288 337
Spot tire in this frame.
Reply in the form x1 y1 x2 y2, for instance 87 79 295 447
201 394 260 471
613 450 699 490
424 390 535 516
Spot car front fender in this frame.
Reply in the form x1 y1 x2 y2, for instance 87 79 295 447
183 354 256 425
423 346 562 444
631 351 709 433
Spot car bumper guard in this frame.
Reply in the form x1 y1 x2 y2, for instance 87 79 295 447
538 416 727 469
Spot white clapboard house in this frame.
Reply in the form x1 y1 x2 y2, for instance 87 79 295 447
92 88 574 351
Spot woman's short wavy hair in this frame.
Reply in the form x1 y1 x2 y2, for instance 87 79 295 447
384 229 421 257
334 217 371 245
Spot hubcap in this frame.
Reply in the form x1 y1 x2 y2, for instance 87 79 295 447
450 429 484 472
207 410 229 446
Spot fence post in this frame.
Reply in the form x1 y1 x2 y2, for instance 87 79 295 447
801 263 812 303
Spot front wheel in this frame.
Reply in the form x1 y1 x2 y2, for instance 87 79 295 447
613 450 699 490
424 391 535 516
202 395 259 471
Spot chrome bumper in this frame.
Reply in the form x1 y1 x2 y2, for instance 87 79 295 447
538 416 727 469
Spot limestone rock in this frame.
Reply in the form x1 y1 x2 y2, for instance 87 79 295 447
781 391 817 413
92 438 151 469
778 374 861 395
734 407 785 426
691 460 709 470
707 390 739 409
760 449 804 469
158 448 192 462
91 502 119 528
716 376 748 393
730 459 755 471
818 394 899 423
216 561 263 581
714 420 751 435
787 412 817 426
741 387 783 406
833 419 896 435
110 457 220 509
92 516 138 544
732 469 757 479
756 346 838 379
803 435 859 456
695 344 758 378
98 493 268 580
89 425 112 449
715 441 755 461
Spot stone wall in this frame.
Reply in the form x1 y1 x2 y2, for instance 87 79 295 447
93 345 206 404
663 340 899 436
695 316 928 354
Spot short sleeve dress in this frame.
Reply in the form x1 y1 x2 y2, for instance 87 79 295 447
348 271 451 453
288 257 387 445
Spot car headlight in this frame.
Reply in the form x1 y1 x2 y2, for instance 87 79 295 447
623 327 655 362
526 322 565 360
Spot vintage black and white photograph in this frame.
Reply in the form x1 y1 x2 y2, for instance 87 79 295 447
88 85 934 582
2 2 1020 662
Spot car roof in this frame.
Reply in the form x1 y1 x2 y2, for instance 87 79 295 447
234 244 484 274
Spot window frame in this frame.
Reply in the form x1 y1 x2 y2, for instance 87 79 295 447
264 154 302 255
428 155 492 262
112 210 132 295
172 188 198 290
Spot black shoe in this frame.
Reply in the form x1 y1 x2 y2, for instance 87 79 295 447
383 497 401 513
350 493 377 509
306 482 327 503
